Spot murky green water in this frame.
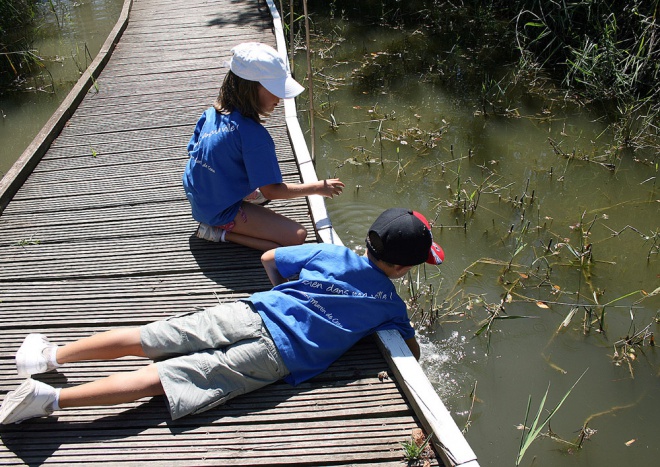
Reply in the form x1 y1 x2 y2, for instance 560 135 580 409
1 1 657 465
297 11 659 467
0 0 124 177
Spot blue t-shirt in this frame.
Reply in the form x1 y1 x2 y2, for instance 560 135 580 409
249 243 416 385
182 108 283 226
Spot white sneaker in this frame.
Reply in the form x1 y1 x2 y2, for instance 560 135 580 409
0 379 57 424
195 223 226 242
16 333 59 377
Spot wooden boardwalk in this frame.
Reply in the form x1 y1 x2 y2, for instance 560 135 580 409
0 0 479 465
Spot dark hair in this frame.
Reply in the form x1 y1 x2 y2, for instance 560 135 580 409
214 71 263 122
366 231 397 266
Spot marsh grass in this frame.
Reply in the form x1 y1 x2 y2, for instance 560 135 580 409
286 2 660 463
1 0 80 93
293 1 660 156
514 0 660 155
0 0 39 87
516 370 587 465
0 49 47 88
401 431 433 464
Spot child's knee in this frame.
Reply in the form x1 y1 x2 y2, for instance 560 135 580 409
296 226 308 244
284 225 307 246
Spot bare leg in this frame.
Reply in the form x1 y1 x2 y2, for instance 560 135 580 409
226 202 307 251
224 231 281 252
56 328 146 365
59 364 164 408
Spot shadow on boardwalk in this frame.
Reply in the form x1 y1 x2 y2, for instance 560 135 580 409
0 0 443 465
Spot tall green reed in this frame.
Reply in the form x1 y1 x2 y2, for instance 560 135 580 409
516 370 587 465
0 0 39 87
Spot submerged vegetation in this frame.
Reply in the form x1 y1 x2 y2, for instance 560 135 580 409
282 0 659 464
0 0 41 89
283 0 659 344
0 0 92 94
514 0 660 153
295 0 660 156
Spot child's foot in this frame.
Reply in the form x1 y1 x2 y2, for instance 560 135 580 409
0 379 57 424
195 223 227 242
16 333 59 377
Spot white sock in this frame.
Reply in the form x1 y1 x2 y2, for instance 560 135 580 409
45 345 61 368
52 387 61 411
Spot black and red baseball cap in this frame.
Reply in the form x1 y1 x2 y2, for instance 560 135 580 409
366 208 445 266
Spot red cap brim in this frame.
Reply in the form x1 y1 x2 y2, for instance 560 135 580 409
427 242 444 265
412 211 444 265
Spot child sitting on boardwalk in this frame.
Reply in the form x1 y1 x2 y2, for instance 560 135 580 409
184 42 344 251
0 208 444 424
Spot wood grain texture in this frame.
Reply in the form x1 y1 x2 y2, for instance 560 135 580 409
0 0 441 465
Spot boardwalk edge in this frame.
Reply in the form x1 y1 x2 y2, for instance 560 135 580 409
264 1 479 465
0 0 134 214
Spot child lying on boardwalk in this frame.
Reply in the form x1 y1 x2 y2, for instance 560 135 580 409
0 208 443 424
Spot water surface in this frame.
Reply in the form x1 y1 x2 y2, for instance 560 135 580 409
0 0 124 176
1 2 657 465
297 12 659 467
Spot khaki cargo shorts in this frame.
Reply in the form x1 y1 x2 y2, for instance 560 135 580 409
140 301 289 420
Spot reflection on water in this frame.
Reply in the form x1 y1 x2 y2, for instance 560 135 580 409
0 0 124 176
299 12 659 467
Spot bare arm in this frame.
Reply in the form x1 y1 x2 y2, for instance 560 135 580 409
259 179 344 200
261 249 288 287
405 336 421 360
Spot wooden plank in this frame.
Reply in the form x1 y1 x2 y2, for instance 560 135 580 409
0 0 447 465
376 330 479 467
0 198 304 235
0 0 134 213
39 124 291 159
0 336 435 464
0 186 308 217
20 160 300 188
0 418 428 466
264 0 474 465
0 201 309 238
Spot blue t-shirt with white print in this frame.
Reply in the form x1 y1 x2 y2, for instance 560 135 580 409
249 243 416 385
182 108 282 226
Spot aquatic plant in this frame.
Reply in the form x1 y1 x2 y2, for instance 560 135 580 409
612 320 656 378
0 0 83 93
285 0 660 157
516 370 587 465
514 0 660 154
0 0 39 88
462 381 478 434
282 1 660 463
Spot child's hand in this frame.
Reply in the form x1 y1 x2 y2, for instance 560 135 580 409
321 179 345 198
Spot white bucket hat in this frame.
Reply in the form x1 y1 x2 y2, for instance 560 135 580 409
227 42 305 99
